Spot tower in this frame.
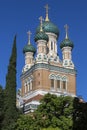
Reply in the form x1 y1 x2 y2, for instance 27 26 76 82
60 24 74 69
36 4 60 63
22 31 36 72
35 16 49 63
19 5 77 113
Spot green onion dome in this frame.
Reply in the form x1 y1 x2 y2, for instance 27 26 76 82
34 31 49 42
60 38 74 49
36 21 59 38
23 44 36 54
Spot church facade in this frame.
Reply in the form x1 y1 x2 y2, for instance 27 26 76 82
19 5 76 113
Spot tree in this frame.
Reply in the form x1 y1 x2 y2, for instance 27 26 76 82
2 36 19 130
15 115 34 130
16 93 73 130
73 97 87 130
34 93 73 130
42 128 61 130
0 85 4 129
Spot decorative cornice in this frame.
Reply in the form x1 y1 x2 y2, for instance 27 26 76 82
21 63 77 79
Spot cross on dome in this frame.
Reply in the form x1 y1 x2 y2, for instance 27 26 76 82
39 16 44 32
27 31 32 45
64 24 69 39
44 4 50 21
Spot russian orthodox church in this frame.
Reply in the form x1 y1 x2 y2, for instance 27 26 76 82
17 5 77 113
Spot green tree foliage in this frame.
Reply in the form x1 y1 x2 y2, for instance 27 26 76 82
15 94 87 130
15 114 42 130
2 36 19 130
15 115 34 130
0 85 4 129
42 128 61 130
73 97 87 130
34 93 73 130
16 93 73 130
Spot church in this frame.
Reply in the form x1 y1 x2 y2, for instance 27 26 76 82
17 5 77 114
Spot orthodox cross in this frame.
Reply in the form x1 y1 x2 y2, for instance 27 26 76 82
27 31 32 45
64 24 69 39
39 16 44 32
44 4 50 21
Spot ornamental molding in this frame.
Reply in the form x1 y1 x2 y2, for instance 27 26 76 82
49 73 68 81
21 63 76 79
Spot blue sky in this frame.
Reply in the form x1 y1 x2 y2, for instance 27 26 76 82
0 0 87 101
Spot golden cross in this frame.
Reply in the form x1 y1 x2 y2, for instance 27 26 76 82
27 31 32 44
44 4 50 21
39 16 44 31
45 4 50 14
64 24 69 39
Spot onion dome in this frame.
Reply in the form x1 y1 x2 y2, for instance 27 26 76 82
36 4 59 38
60 38 74 49
36 21 59 37
34 31 49 42
23 31 36 54
23 44 36 53
60 24 74 49
34 16 49 42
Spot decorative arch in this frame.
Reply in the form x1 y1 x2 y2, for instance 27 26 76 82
62 76 68 81
56 74 62 80
49 73 56 80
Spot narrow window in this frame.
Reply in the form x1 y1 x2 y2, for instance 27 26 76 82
25 83 27 93
51 79 54 88
63 81 66 89
51 41 53 50
57 80 60 89
28 83 30 92
30 82 32 90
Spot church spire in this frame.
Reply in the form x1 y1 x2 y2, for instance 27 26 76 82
27 31 32 45
44 4 50 21
39 16 44 32
64 24 69 39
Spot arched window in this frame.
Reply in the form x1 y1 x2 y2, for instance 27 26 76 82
62 76 67 90
28 83 30 92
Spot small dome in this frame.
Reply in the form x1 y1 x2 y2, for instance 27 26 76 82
23 44 36 54
60 38 74 49
34 31 49 42
36 21 59 38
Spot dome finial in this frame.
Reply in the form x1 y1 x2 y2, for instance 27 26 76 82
44 4 50 21
64 24 69 39
39 16 44 32
27 31 32 45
